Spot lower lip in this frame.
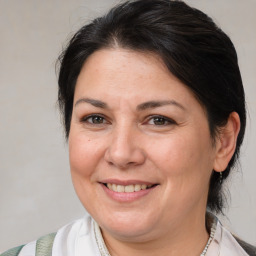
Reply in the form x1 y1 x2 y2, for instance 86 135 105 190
100 183 157 202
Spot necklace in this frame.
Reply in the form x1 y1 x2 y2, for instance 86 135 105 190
200 216 217 256
93 215 217 256
93 221 111 256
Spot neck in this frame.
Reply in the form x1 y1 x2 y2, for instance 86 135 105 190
101 210 209 256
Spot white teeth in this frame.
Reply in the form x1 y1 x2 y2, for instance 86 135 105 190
134 184 141 192
117 185 125 192
141 184 147 190
106 183 153 193
112 184 117 192
124 185 134 192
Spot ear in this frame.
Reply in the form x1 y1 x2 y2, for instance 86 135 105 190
213 112 241 173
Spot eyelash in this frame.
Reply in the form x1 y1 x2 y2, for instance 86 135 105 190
81 114 176 126
81 114 108 125
146 115 177 126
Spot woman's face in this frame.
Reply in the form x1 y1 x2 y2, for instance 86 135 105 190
69 49 219 241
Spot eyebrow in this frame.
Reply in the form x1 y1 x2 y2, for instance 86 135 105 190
75 98 108 109
74 98 186 111
136 100 186 111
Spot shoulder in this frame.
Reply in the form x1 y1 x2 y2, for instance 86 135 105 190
234 236 256 256
218 221 256 256
0 233 56 256
1 215 93 256
0 241 36 256
207 212 255 256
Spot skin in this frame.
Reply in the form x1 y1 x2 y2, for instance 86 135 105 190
69 48 240 256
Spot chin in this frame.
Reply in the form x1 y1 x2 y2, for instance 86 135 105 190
96 211 156 240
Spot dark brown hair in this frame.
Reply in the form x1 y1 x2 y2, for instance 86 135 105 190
57 0 246 213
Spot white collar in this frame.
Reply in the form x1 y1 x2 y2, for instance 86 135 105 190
206 214 249 256
93 214 249 256
51 214 249 256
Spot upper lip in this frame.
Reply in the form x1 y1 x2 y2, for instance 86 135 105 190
99 179 157 186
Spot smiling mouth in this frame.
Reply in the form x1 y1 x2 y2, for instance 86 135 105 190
103 183 157 193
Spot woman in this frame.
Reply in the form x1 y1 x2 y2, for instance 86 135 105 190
2 0 255 255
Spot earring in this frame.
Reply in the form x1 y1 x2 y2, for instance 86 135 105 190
219 172 223 185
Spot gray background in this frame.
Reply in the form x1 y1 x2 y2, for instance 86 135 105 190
0 0 255 252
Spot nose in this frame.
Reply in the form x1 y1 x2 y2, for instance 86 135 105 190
104 125 146 169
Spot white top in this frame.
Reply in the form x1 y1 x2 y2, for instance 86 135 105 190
18 214 249 256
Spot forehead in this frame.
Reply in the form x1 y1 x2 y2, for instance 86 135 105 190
75 48 197 103
77 48 170 87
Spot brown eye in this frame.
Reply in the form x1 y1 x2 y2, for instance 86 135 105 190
83 115 107 124
91 116 104 124
147 115 176 126
152 117 166 125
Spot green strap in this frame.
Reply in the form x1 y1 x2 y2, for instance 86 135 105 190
0 245 25 256
1 232 56 256
36 233 56 256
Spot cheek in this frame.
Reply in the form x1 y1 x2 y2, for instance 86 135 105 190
151 133 214 212
69 133 102 178
151 136 194 168
68 134 104 211
150 130 214 178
